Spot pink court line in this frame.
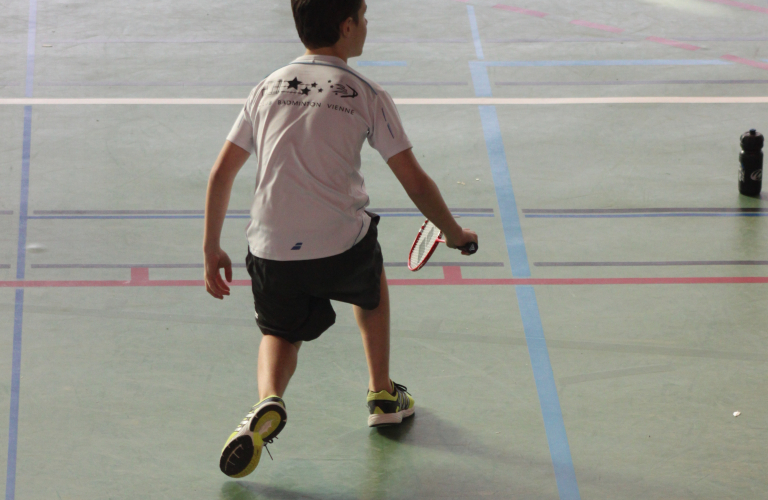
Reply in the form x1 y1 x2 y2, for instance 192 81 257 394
3 267 768 288
646 36 700 51
704 0 768 13
570 19 624 33
493 4 548 18
721 54 768 71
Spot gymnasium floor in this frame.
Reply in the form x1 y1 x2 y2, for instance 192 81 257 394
2 0 767 498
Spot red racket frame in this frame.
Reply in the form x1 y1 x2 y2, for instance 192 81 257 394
407 219 446 271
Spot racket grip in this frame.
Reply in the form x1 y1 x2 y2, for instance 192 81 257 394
457 242 478 255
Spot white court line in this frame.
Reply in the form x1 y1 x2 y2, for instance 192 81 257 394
0 97 767 105
398 97 768 104
0 98 244 105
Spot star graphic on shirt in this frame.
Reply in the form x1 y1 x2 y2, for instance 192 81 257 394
311 82 318 88
301 87 311 95
318 88 323 93
287 77 302 90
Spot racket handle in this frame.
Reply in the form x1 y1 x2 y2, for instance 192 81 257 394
457 242 478 255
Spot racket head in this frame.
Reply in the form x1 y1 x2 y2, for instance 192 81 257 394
408 219 443 271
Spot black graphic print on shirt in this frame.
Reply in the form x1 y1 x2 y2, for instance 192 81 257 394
262 77 358 99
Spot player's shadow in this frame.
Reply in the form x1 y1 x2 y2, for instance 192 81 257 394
220 480 358 500
361 408 560 499
372 406 533 465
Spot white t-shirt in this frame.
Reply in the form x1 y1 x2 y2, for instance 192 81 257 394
227 55 412 261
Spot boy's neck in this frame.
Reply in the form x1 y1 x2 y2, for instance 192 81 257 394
304 46 349 64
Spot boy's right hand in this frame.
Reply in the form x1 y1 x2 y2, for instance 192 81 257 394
204 247 233 299
445 228 478 256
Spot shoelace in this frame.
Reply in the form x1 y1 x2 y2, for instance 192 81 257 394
263 436 278 460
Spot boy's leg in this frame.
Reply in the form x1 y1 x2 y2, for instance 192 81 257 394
257 335 302 399
220 334 296 478
354 268 392 393
357 268 415 427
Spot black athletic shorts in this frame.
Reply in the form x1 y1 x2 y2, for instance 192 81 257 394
245 213 383 344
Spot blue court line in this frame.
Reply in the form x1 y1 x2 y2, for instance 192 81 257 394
26 213 495 220
478 107 530 277
526 213 768 218
470 18 580 500
467 6 484 60
6 290 23 500
7 1 35 499
515 285 578 498
356 61 407 67
470 62 493 98
479 103 580 500
16 108 31 277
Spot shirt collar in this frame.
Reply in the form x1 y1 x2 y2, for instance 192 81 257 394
292 54 349 67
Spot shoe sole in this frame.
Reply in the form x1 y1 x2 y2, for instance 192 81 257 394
250 402 287 441
368 407 415 427
219 401 287 478
220 433 263 478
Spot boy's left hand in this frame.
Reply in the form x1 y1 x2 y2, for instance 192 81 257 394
204 247 233 299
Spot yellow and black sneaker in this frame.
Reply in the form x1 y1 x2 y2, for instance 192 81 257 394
219 396 287 478
367 381 415 427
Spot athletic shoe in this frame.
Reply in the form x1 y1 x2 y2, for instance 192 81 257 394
219 396 287 477
367 381 415 427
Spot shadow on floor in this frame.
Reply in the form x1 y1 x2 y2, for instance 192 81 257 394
372 406 544 466
360 407 561 499
220 481 359 500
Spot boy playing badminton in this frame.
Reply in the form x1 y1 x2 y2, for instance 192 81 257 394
204 0 477 477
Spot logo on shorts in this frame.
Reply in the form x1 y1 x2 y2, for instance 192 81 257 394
291 242 303 250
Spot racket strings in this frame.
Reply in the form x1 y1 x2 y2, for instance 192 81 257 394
409 222 441 269
412 234 429 266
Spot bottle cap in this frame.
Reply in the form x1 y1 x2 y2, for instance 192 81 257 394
741 129 764 151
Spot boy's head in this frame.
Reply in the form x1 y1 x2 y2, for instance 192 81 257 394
292 0 367 56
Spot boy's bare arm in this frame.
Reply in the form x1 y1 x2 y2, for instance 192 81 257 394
203 140 251 299
387 148 477 252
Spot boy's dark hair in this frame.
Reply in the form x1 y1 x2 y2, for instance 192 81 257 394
291 0 363 49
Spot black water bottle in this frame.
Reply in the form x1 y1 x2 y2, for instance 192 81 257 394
739 129 763 197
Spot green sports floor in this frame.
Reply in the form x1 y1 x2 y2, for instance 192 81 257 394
2 0 767 498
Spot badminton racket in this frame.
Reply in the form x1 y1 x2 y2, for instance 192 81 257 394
408 219 477 271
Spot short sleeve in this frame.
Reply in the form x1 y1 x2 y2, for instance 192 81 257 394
367 91 412 162
226 105 255 155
